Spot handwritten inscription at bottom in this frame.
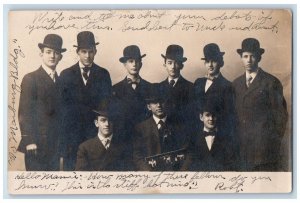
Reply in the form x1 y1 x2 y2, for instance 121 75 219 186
8 171 290 194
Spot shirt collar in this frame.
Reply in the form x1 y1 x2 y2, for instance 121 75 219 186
126 75 141 83
98 132 113 142
206 72 220 80
153 115 167 125
41 63 56 76
168 75 180 84
79 61 93 69
246 68 259 80
203 126 217 133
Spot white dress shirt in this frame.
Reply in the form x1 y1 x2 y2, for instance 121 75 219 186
152 115 167 130
168 76 180 87
204 73 220 93
98 133 113 149
42 63 57 82
245 69 259 86
203 127 216 151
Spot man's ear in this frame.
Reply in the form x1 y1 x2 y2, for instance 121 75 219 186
147 104 151 111
94 119 99 127
199 113 204 122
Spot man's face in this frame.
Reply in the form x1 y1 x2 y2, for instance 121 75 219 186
123 58 142 76
147 101 166 119
94 115 113 137
241 52 259 72
40 47 62 70
204 59 220 77
200 111 217 131
77 47 97 66
164 58 181 79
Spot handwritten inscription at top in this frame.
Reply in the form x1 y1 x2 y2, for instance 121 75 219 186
23 10 281 34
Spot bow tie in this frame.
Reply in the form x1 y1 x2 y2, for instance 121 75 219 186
206 75 216 81
127 78 140 85
202 131 216 137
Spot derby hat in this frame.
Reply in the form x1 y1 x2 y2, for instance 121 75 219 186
73 31 99 49
119 45 146 63
93 98 118 120
161 44 187 63
38 34 66 53
145 84 167 104
201 43 225 61
237 38 265 55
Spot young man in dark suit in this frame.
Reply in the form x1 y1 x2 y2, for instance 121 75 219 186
159 44 194 124
133 84 187 171
18 34 66 171
60 31 112 170
75 99 131 171
182 102 236 171
194 43 235 137
233 38 288 171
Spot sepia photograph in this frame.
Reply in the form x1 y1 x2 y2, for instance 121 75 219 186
7 8 293 194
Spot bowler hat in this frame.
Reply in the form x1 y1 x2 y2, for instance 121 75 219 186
145 84 167 103
237 38 265 55
161 44 187 63
201 43 225 61
93 98 117 120
119 45 146 63
38 34 66 53
73 31 99 49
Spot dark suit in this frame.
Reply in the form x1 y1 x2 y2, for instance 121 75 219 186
18 66 61 171
60 62 112 170
194 74 235 136
159 76 194 123
75 135 131 171
232 68 288 171
182 124 236 171
133 116 187 171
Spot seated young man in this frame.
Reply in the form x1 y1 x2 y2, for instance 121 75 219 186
75 99 131 171
182 101 237 171
133 84 187 171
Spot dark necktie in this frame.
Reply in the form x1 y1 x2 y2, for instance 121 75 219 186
246 76 252 88
82 67 90 81
127 78 140 90
202 131 216 137
169 79 175 87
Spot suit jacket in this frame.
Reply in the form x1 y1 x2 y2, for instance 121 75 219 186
182 124 236 171
159 76 194 123
75 135 131 171
113 77 152 128
60 62 112 158
18 67 61 160
133 116 187 171
232 68 288 171
193 73 235 136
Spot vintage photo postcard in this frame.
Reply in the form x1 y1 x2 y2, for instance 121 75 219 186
7 9 292 194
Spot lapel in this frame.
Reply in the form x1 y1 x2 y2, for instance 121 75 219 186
73 62 86 87
148 117 161 154
86 63 98 88
37 66 57 89
243 68 264 98
205 74 224 94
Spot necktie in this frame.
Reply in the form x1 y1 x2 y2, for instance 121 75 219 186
82 67 90 81
246 76 252 88
54 72 58 83
158 120 166 131
127 78 140 90
104 138 110 149
203 131 216 137
169 79 175 87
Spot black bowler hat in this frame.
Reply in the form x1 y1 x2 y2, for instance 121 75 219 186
201 43 225 61
38 34 66 53
237 38 265 55
119 45 146 63
93 98 118 120
73 31 99 49
145 84 167 104
161 44 187 63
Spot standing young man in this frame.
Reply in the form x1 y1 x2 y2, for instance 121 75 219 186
159 44 194 124
18 34 66 171
60 31 112 170
233 38 288 171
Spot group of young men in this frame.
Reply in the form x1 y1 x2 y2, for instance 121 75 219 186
17 31 288 172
